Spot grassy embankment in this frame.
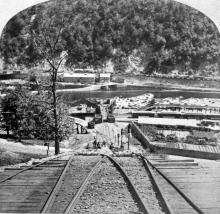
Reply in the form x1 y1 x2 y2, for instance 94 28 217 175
0 148 45 167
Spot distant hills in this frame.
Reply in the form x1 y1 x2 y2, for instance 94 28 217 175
0 0 220 76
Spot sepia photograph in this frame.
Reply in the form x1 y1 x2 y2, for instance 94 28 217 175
0 0 220 213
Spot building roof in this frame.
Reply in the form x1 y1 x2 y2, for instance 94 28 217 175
138 116 199 127
100 73 111 78
63 73 96 78
148 104 220 110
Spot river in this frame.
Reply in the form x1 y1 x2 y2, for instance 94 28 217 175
60 85 220 105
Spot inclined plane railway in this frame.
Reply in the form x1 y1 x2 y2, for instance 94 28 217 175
0 152 204 214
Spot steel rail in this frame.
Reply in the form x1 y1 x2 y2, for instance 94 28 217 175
140 154 204 214
140 155 172 214
40 155 75 213
64 156 103 214
0 152 74 184
102 154 151 214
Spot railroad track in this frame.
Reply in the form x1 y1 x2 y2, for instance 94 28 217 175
113 153 205 214
42 155 102 213
59 154 203 214
0 152 206 214
39 154 149 213
0 153 102 213
63 154 148 214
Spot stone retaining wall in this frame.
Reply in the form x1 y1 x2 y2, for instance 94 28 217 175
130 122 153 149
131 122 220 160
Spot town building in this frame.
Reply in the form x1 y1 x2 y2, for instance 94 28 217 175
99 73 111 83
0 58 3 71
62 73 96 83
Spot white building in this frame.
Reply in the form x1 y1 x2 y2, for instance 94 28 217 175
99 73 111 83
0 58 4 71
62 73 96 83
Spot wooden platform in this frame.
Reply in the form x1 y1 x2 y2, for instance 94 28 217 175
159 142 220 154
149 155 220 214
0 159 68 213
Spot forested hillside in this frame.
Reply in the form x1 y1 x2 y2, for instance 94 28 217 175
0 0 220 75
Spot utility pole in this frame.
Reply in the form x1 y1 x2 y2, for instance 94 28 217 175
127 132 131 150
117 133 120 146
127 124 131 150
121 128 124 149
112 129 115 144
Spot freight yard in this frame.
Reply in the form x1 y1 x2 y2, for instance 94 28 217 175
1 125 220 213
1 92 220 213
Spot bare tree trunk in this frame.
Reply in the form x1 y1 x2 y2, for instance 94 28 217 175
53 96 59 154
52 68 60 155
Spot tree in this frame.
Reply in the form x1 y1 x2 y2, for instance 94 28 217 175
1 86 40 140
1 87 21 139
1 86 74 144
1 0 220 76
29 0 75 154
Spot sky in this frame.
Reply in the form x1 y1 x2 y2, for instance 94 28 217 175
0 0 220 35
